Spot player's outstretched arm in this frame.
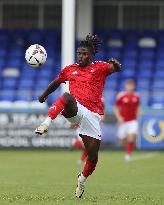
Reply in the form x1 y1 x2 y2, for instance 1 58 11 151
107 58 121 73
38 79 61 103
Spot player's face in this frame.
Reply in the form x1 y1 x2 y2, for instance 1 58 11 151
125 82 135 92
77 47 92 67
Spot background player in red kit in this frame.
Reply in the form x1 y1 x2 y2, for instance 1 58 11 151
35 34 121 198
114 79 143 161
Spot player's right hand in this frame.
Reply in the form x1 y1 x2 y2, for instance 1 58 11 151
38 95 48 103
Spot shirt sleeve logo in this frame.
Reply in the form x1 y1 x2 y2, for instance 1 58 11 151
72 71 78 75
50 106 56 110
91 68 95 73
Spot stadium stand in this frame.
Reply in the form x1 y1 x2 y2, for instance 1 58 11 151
0 28 163 110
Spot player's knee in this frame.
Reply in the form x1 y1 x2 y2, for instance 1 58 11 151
62 92 72 102
62 92 76 103
128 134 136 143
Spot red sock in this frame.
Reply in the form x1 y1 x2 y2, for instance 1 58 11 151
126 142 134 155
80 148 87 162
82 158 97 177
48 96 67 120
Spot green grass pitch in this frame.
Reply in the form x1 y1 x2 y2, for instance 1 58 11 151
0 150 163 205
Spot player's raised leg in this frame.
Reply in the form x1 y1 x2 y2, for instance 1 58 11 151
76 135 100 198
35 93 77 134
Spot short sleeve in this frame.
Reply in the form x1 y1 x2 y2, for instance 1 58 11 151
57 66 69 83
97 61 112 76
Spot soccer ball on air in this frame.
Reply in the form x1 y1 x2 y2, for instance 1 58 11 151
25 44 47 68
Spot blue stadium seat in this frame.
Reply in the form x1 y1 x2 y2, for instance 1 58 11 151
44 30 59 48
18 79 34 89
94 28 107 39
121 69 136 79
45 29 59 37
45 58 56 67
117 80 128 91
103 90 116 109
155 59 164 68
154 70 164 78
38 69 52 78
150 92 164 108
6 58 22 67
139 48 155 59
21 65 38 78
12 29 27 40
108 72 118 80
0 58 5 67
0 29 9 35
138 60 153 69
124 42 138 50
0 34 9 44
104 79 117 90
47 90 61 104
2 77 17 89
35 79 50 89
124 29 140 38
28 29 43 44
15 94 32 102
123 60 136 70
107 48 121 59
137 80 150 90
96 51 106 59
9 47 23 58
139 91 150 106
141 30 157 38
157 30 164 38
0 90 16 101
0 28 162 106
109 29 122 39
0 48 7 57
152 80 164 90
156 51 164 59
152 76 164 81
137 70 152 78
122 50 137 59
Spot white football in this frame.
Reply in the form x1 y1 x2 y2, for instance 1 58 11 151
25 44 47 67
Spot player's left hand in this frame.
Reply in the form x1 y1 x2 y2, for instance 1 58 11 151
108 58 121 72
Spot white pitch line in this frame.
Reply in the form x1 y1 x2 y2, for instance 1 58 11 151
130 152 159 161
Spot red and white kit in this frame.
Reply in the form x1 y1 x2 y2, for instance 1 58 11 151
115 91 140 139
57 61 112 140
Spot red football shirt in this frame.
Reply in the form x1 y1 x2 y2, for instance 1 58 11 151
115 91 140 122
57 61 112 115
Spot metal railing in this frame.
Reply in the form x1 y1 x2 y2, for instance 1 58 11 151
0 0 163 29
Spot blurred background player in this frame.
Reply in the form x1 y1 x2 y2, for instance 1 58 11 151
114 79 143 161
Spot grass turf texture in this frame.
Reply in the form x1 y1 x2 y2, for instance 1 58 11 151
0 150 163 205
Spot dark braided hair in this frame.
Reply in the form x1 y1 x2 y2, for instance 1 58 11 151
79 34 101 56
